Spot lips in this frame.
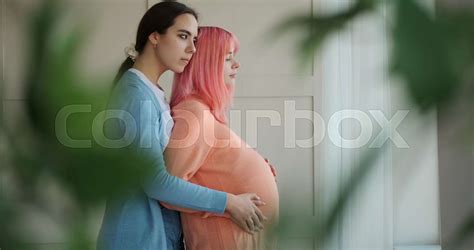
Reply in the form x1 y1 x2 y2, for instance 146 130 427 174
181 58 190 63
229 74 237 78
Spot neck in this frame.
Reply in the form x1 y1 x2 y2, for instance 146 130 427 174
132 47 166 89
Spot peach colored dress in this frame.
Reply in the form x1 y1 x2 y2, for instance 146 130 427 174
161 98 279 250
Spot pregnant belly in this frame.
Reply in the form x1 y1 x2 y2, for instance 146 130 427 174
228 151 279 221
182 150 279 249
192 144 280 220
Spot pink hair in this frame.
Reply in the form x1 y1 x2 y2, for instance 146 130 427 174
171 26 240 124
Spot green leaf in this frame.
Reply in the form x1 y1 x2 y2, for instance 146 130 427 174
390 0 467 111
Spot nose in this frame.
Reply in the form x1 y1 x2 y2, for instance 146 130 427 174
187 40 196 54
232 59 240 69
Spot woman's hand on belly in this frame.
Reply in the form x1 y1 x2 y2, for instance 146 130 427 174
225 193 267 234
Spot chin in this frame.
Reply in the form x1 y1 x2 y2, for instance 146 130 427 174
171 65 186 73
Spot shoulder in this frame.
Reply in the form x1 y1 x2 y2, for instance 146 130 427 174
116 71 154 96
112 72 159 107
172 98 210 114
172 98 216 125
108 78 164 118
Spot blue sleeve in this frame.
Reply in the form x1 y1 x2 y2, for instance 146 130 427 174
122 87 227 214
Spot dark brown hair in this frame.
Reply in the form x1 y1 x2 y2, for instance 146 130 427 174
114 1 198 84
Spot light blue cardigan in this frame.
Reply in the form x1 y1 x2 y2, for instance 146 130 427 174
97 70 227 250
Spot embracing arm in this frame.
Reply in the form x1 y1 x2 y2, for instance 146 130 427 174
114 88 265 232
133 97 266 232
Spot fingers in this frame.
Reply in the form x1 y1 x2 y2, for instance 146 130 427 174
268 163 277 177
246 217 256 233
231 193 269 234
252 199 266 206
251 212 264 231
249 193 260 201
250 194 265 206
233 217 254 234
253 205 268 222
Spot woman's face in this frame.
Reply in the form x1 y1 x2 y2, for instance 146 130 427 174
154 13 198 73
224 47 240 85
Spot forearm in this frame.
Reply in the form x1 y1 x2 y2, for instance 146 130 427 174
160 195 231 219
142 164 227 214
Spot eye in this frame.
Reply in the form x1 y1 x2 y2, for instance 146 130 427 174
179 34 188 39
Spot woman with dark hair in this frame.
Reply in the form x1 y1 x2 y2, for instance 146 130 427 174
97 2 266 250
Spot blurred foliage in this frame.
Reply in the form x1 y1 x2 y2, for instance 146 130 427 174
272 0 377 64
276 146 386 248
21 0 154 206
449 211 474 250
0 0 473 249
1 0 154 248
276 0 474 112
275 0 474 248
391 0 474 111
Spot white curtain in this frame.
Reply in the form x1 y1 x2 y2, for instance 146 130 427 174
316 0 440 249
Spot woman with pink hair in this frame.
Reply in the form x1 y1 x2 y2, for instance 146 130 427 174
161 27 279 249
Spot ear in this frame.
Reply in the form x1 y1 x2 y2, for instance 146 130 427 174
148 32 160 47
